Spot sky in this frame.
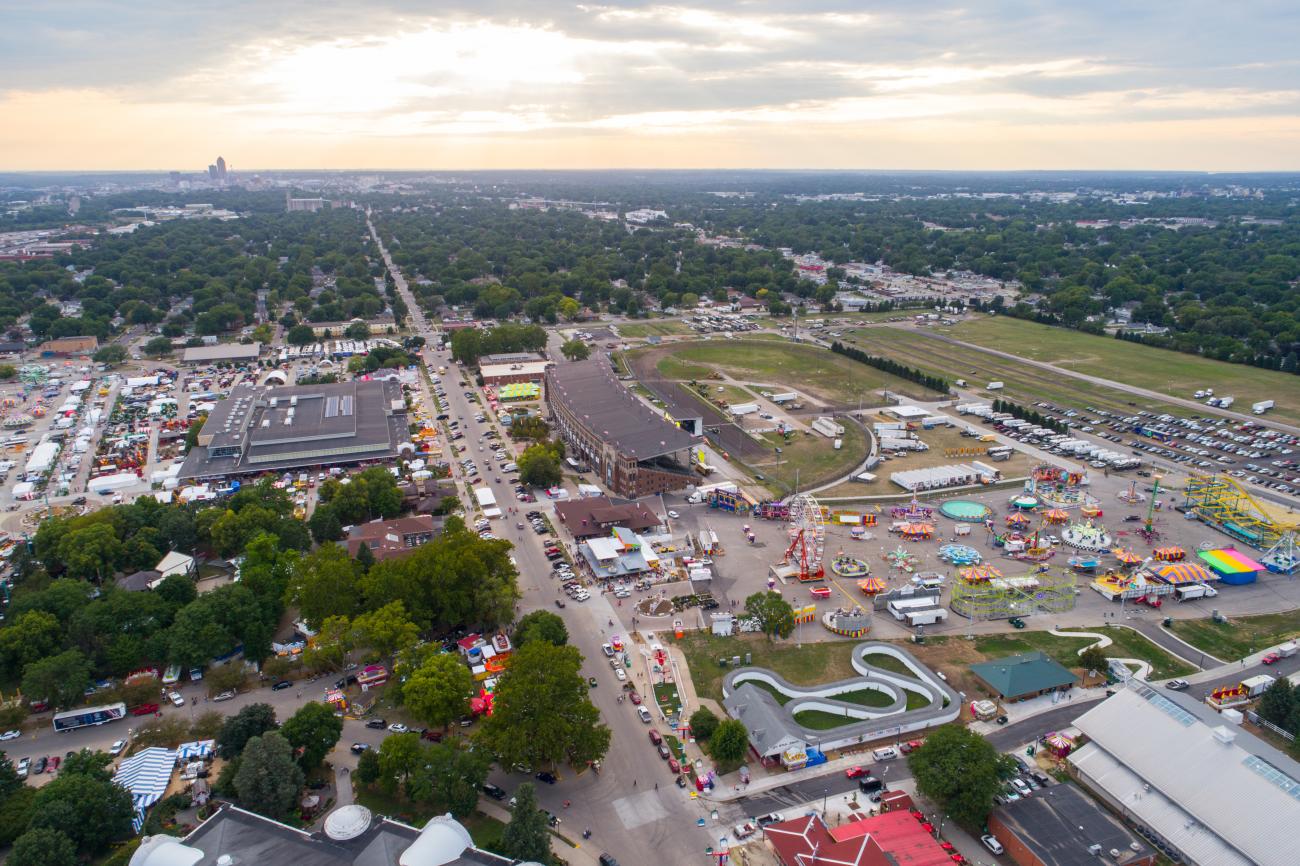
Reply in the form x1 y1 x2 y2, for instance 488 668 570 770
3 1 1299 171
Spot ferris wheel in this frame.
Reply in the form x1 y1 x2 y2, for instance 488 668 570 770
784 493 826 581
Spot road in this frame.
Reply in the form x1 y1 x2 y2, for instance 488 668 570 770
370 217 713 864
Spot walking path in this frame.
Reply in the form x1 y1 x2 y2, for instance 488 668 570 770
1048 626 1153 679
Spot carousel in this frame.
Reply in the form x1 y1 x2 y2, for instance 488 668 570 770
822 605 871 638
857 577 887 595
896 522 934 541
1043 508 1070 525
1061 519 1114 551
883 546 920 572
891 496 935 522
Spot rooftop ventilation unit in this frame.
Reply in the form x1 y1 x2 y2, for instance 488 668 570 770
1212 725 1236 745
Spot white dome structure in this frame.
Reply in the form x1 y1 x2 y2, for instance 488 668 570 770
323 804 374 841
128 835 204 866
398 815 474 866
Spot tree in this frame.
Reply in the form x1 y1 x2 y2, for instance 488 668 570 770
8 828 78 866
21 649 91 710
30 771 134 856
355 749 381 786
217 703 280 759
284 543 361 629
499 782 552 864
476 642 609 770
377 732 423 795
0 787 37 848
559 339 590 361
351 600 420 659
234 733 304 820
1256 678 1296 727
744 591 795 641
709 719 749 764
280 702 343 770
286 324 315 345
403 653 474 729
689 707 719 742
0 610 63 672
517 442 562 489
143 336 174 358
93 345 127 366
59 749 113 782
204 662 248 696
407 741 491 818
345 321 371 340
907 724 1016 829
1078 645 1109 676
0 751 21 800
514 610 568 647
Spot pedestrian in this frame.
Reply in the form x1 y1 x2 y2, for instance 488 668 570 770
633 779 637 787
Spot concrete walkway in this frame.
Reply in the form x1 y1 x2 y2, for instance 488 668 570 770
476 801 602 866
1048 626 1153 679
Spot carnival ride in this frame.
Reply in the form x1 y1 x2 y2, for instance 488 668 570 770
938 543 982 565
1262 532 1300 575
1153 546 1185 562
938 499 991 521
1116 481 1147 505
783 493 826 581
883 546 920 573
18 365 47 386
950 565 1076 620
1061 520 1114 551
1184 472 1297 550
891 496 934 522
830 554 870 578
857 577 887 594
1010 494 1039 510
1043 508 1070 525
1029 464 1088 509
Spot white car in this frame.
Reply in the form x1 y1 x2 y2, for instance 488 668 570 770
602 644 615 657
667 510 679 519
637 706 653 723
981 834 1004 855
109 739 127 756
615 668 627 682
0 729 20 741
388 723 409 733
213 690 236 702
168 691 185 707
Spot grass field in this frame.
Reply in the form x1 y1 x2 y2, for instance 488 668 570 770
1168 610 1300 662
697 382 756 407
845 327 1198 420
617 320 693 338
938 317 1300 424
754 418 869 493
675 633 864 702
653 339 944 404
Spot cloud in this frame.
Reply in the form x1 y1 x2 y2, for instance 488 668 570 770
1 1 1299 168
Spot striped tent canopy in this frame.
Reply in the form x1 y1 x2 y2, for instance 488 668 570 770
1043 508 1070 524
175 739 214 763
900 523 934 537
1005 513 1032 527
1153 546 1186 561
1110 548 1143 565
113 747 177 833
958 564 1004 583
1151 562 1215 585
857 577 887 594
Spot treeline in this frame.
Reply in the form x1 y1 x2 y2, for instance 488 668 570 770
450 323 547 364
830 341 949 393
990 398 1067 434
1115 329 1299 375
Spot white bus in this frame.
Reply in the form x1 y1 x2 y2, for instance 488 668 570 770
52 702 127 732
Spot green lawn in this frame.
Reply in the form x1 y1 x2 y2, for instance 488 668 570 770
460 812 508 855
353 785 442 826
617 320 693 338
793 708 862 730
674 633 863 702
858 652 913 676
974 628 1195 678
755 419 869 494
1100 626 1197 678
655 339 944 404
937 317 1300 424
835 687 894 708
1168 610 1300 662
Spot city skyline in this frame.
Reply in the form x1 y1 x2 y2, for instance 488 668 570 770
3 1 1300 171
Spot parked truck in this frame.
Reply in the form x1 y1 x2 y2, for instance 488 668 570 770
1175 583 1218 601
1253 400 1275 415
1277 641 1297 658
1243 674 1276 698
986 381 1004 391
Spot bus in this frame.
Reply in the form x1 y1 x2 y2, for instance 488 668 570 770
52 702 127 732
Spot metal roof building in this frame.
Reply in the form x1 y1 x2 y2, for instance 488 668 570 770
182 342 262 364
1068 680 1300 866
969 651 1077 702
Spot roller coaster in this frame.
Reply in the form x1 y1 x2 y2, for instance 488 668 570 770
1183 473 1297 551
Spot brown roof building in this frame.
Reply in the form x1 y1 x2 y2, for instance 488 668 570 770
344 515 442 562
553 495 662 540
38 335 98 356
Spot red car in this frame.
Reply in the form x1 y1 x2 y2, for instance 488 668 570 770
130 703 160 716
629 691 642 705
1262 652 1281 665
649 729 663 746
845 766 868 779
668 757 680 774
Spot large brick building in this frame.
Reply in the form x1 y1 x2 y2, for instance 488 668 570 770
545 360 697 499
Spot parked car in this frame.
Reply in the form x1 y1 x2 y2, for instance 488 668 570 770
845 765 868 779
212 691 236 702
1262 652 1281 665
0 730 21 741
657 744 671 760
350 743 370 754
32 756 47 775
981 835 1004 855
366 719 387 729
271 680 293 691
16 757 30 778
388 723 409 733
535 771 558 785
167 691 185 707
482 783 507 801
637 706 653 724
1164 679 1190 691
756 813 784 828
648 729 663 745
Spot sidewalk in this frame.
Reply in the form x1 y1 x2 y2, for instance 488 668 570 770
701 750 871 803
476 801 602 866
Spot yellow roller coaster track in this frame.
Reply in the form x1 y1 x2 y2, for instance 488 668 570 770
1184 473 1298 549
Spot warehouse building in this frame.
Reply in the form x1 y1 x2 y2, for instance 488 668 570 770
38 335 97 356
989 783 1153 866
179 379 412 480
545 360 697 498
970 652 1076 702
479 354 551 386
182 342 262 364
1067 679 1299 866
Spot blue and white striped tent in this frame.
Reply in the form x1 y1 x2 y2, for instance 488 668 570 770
175 739 214 763
112 747 177 833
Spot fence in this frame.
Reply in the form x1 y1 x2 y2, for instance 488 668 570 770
1247 710 1297 742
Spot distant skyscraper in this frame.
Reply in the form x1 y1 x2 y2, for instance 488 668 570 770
216 156 227 179
208 164 218 180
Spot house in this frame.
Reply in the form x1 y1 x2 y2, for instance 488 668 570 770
969 652 1076 702
764 813 894 866
553 495 661 540
156 551 196 580
345 515 443 563
988 783 1153 866
400 478 457 514
117 569 164 592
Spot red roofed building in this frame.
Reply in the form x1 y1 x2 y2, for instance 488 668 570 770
829 810 954 866
764 814 892 866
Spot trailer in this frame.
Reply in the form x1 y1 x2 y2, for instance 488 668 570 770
987 381 1004 390
770 392 797 404
1174 584 1217 601
1252 400 1274 415
1242 674 1276 697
